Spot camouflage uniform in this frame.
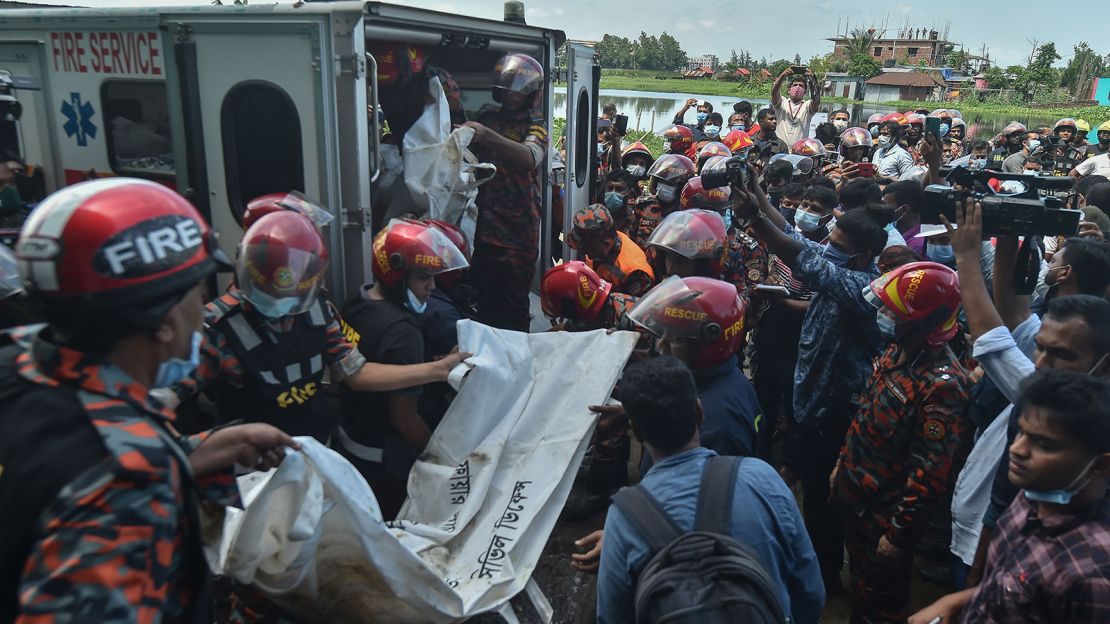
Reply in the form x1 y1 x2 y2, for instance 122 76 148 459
469 105 547 332
830 343 972 624
0 325 238 623
571 207 655 298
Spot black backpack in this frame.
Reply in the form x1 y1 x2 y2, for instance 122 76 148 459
612 456 787 624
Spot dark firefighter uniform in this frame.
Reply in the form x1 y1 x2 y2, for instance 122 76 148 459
586 292 639 470
830 343 972 623
0 325 238 623
468 105 547 332
170 287 365 442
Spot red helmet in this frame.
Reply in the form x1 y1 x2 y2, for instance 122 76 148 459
647 154 696 187
627 275 746 369
540 260 612 323
865 261 961 346
1001 121 1027 136
791 138 828 157
905 113 926 126
927 109 952 119
371 218 468 290
700 155 727 175
951 117 967 131
839 127 872 152
16 178 230 322
721 129 754 155
622 141 653 162
697 142 732 168
867 112 885 126
659 124 695 153
646 210 728 277
492 53 544 101
238 211 329 318
368 42 426 86
881 112 909 126
679 177 731 212
242 191 334 231
423 219 470 289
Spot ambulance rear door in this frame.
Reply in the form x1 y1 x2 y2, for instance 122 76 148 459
166 11 345 296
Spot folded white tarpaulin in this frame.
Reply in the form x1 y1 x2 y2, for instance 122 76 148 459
206 321 638 623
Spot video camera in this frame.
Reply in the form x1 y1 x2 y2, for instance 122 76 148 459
921 166 1080 237
700 156 748 191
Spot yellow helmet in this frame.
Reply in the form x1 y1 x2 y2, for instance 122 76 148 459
1076 119 1090 133
1099 120 1110 133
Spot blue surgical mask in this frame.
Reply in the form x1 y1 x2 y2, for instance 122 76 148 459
822 243 856 267
704 124 721 138
604 191 626 212
876 311 897 339
869 126 880 138
1026 139 1041 153
696 111 709 124
153 331 202 388
930 243 955 266
795 209 823 232
877 135 893 148
656 184 677 203
1023 457 1098 505
731 123 746 132
939 123 951 136
405 288 428 315
249 290 303 318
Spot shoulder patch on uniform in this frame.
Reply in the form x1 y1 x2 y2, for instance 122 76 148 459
922 418 946 441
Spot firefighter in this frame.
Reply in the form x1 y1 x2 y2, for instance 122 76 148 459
335 218 469 518
645 208 728 280
166 209 467 442
658 124 695 156
830 261 972 624
628 153 695 249
567 203 654 297
626 276 763 459
540 260 637 332
0 179 296 622
461 53 548 332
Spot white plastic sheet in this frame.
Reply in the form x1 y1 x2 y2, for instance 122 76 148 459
402 76 496 249
207 321 638 623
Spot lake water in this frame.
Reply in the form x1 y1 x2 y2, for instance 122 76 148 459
553 88 1082 142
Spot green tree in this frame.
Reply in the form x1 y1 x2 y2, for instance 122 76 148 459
1017 42 1061 99
1060 42 1107 98
982 65 1010 89
842 27 878 58
657 32 687 71
847 53 881 79
768 58 792 77
723 49 740 73
945 48 969 72
634 32 661 70
596 34 636 69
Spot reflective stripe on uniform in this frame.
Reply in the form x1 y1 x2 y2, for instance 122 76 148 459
259 370 279 385
309 354 323 375
285 362 302 383
308 301 326 327
227 313 262 351
335 426 384 463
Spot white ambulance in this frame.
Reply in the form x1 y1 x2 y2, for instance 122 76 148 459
0 1 599 303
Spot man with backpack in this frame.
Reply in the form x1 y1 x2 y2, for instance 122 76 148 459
595 357 824 624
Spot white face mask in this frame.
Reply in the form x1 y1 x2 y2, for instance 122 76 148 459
832 119 849 132
877 135 893 148
404 288 428 315
656 184 676 203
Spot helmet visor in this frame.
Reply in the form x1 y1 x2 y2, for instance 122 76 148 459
238 246 326 317
280 191 334 228
627 275 710 341
646 210 726 260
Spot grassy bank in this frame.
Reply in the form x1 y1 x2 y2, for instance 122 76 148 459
593 72 1110 124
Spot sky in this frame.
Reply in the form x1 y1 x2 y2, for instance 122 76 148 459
21 0 1109 68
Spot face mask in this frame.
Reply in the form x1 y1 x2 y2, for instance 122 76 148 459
153 331 202 389
930 243 955 265
625 164 646 178
795 209 823 232
730 123 746 132
703 124 721 138
788 85 805 100
1044 264 1069 288
869 126 880 138
1023 456 1099 505
877 135 893 148
876 311 897 339
832 119 849 132
939 123 950 137
604 191 626 212
822 243 856 267
249 290 303 319
1026 139 1041 153
696 111 709 124
405 288 428 315
969 157 985 170
656 184 676 203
